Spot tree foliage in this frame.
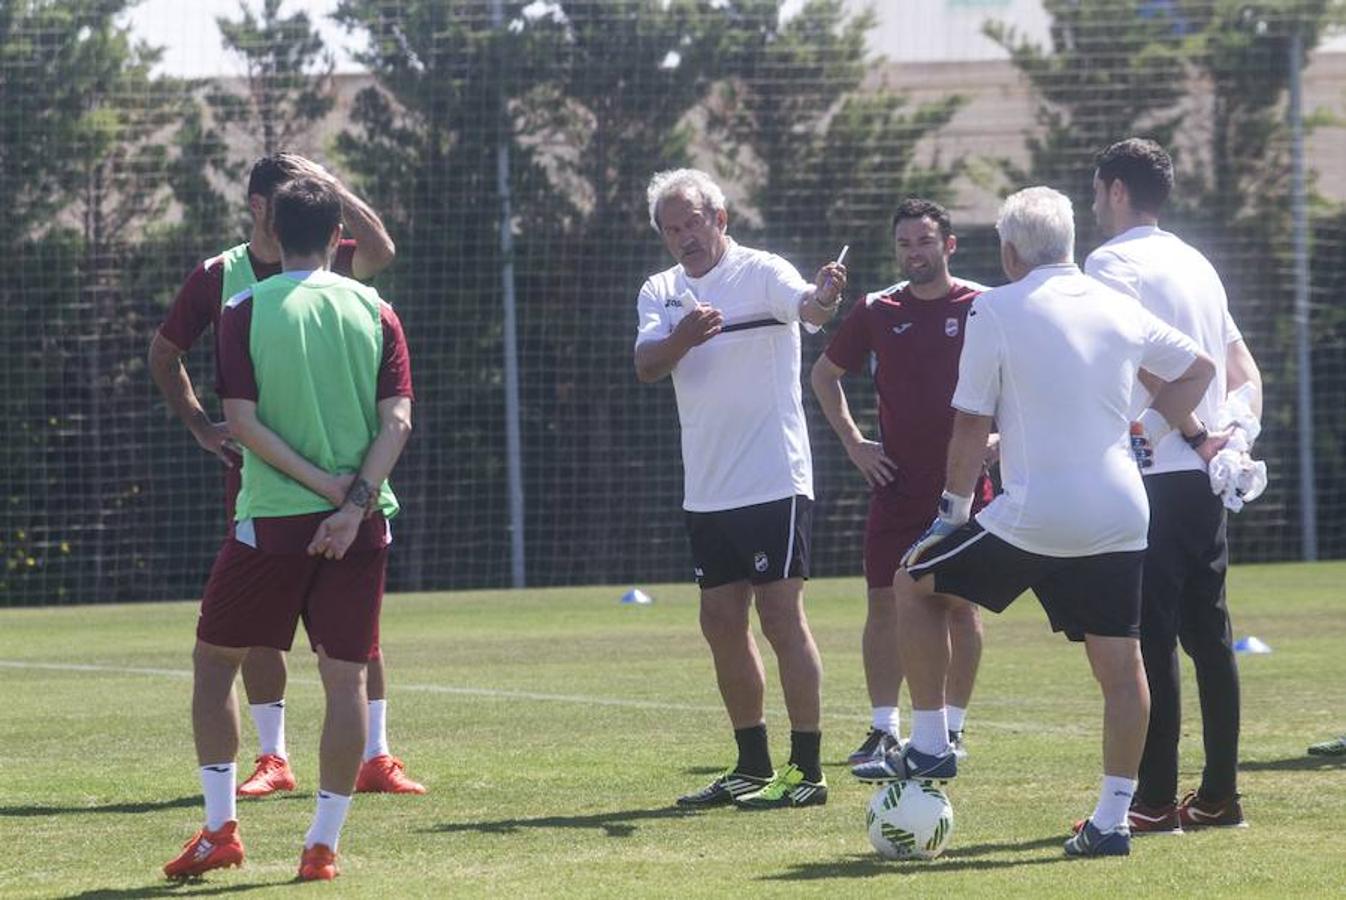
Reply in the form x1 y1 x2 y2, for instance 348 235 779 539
210 0 337 156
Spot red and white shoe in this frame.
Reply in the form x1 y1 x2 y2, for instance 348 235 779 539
163 821 244 879
298 843 339 881
1178 790 1247 828
1127 799 1183 834
355 754 426 794
237 753 297 797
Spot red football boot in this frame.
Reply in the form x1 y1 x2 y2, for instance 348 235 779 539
237 754 297 798
163 821 244 879
355 755 426 794
298 843 339 881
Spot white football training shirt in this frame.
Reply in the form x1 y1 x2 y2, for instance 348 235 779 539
635 240 814 512
1086 225 1243 475
953 263 1201 556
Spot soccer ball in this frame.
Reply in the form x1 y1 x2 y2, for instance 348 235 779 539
866 780 954 860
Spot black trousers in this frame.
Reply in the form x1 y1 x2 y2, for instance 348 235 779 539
1137 471 1240 805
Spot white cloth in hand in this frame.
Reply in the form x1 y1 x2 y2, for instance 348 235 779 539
1207 426 1267 512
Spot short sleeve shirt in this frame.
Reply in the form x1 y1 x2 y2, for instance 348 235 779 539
157 240 359 528
824 279 994 508
1085 226 1241 475
954 263 1200 557
159 240 358 354
635 240 814 512
215 276 412 554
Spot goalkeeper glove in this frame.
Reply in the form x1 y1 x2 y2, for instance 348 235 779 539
900 490 972 569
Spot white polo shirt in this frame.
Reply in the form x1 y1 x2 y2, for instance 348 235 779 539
1085 225 1243 475
953 263 1201 556
635 240 814 512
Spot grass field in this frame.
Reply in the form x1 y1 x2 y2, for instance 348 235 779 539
1 562 1344 898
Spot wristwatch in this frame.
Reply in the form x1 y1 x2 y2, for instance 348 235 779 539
1182 423 1209 449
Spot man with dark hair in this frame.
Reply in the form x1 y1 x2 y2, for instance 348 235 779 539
810 197 994 768
149 154 425 800
163 176 415 881
1095 138 1174 213
1088 137 1263 833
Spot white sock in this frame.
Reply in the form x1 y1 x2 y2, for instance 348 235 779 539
1091 775 1137 833
199 763 237 831
945 705 967 733
364 699 390 762
249 700 287 758
305 791 353 850
871 706 900 737
909 708 950 756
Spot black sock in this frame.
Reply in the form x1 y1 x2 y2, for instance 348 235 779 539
733 724 772 778
789 730 822 783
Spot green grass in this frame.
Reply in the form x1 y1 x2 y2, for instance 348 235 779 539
2 562 1345 898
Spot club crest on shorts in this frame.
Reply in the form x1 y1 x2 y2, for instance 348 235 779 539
753 551 769 573
945 317 959 337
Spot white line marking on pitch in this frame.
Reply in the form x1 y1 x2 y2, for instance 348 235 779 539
0 659 725 714
0 659 1066 734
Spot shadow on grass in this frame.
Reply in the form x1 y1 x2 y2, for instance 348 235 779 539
0 794 309 818
58 880 278 899
1241 755 1346 772
763 835 1070 881
425 805 703 838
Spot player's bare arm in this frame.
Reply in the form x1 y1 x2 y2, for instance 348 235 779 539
223 398 352 507
308 396 413 560
634 303 723 382
809 353 896 487
1150 351 1219 447
1226 338 1262 418
944 411 994 499
279 153 395 280
800 262 847 327
148 331 236 466
1139 355 1221 461
1137 367 1205 444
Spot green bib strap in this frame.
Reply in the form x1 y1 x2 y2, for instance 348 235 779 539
213 243 258 307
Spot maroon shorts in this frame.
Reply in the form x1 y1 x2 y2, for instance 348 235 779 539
197 538 386 663
863 472 997 589
864 497 931 589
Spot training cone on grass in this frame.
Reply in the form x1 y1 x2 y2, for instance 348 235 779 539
1234 636 1272 654
620 588 653 605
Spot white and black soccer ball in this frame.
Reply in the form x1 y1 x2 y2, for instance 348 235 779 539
866 780 954 860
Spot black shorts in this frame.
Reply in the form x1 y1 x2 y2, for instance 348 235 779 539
685 495 812 590
905 522 1142 641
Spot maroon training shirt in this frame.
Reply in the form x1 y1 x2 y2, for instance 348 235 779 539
158 240 358 354
824 279 994 509
156 240 359 528
215 280 413 554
